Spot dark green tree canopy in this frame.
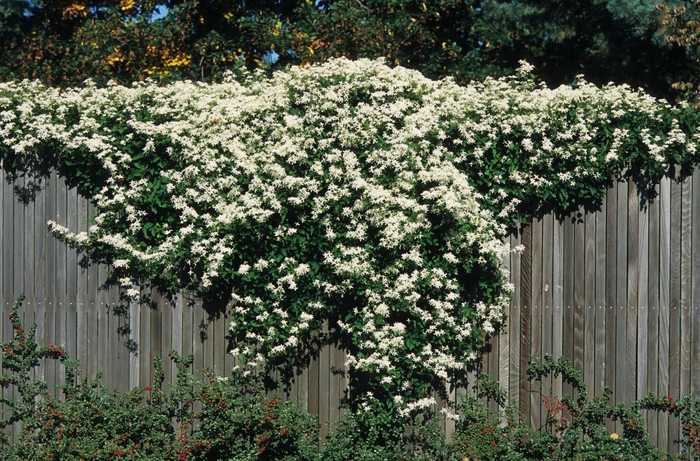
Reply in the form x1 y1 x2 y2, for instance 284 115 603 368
0 0 697 99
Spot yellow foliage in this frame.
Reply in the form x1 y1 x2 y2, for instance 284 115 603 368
107 47 124 65
163 52 192 67
120 0 135 11
63 3 87 19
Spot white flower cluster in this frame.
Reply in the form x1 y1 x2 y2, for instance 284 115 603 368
1 58 694 413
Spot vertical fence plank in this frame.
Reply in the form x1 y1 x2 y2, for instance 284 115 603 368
626 180 639 406
519 222 532 419
637 187 649 404
615 180 628 414
66 185 79 372
551 207 564 404
604 186 617 431
679 176 692 400
594 194 607 403
318 321 331 442
692 169 700 401
562 208 575 406
139 294 152 388
658 174 671 450
669 175 682 450
647 181 660 446
573 206 585 400
509 229 522 412
160 296 173 387
584 207 597 397
33 172 47 388
540 211 554 413
76 194 88 385
149 291 163 385
54 172 68 391
530 213 543 429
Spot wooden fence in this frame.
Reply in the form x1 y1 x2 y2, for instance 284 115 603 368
1 166 700 451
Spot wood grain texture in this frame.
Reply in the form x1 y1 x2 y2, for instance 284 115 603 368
604 186 618 432
669 175 682 449
509 229 522 411
636 192 649 402
626 180 639 405
584 207 596 396
551 209 564 403
679 177 692 398
658 175 671 450
540 213 554 414
519 222 532 418
594 197 607 403
573 206 585 396
692 169 700 399
561 209 576 419
530 213 543 428
615 180 628 412
647 181 661 447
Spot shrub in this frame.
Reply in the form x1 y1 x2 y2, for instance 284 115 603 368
3 297 700 460
0 295 319 461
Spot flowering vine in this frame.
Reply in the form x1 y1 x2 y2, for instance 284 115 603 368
1 58 699 414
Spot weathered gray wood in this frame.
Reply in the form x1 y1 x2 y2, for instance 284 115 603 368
615 180 628 413
573 206 585 398
44 171 60 396
509 229 522 414
636 191 649 402
658 175 671 450
66 185 79 369
551 208 564 404
669 175 682 449
54 174 68 391
647 181 661 446
171 295 184 384
308 346 319 418
679 177 692 399
139 292 152 388
193 299 205 385
318 322 331 441
97 267 111 392
540 212 554 418
692 168 700 400
604 186 617 432
497 234 512 408
213 308 226 377
76 194 89 384
519 223 532 418
562 208 575 386
147 291 161 385
584 207 596 396
530 211 543 428
626 179 638 405
594 197 607 403
160 296 173 386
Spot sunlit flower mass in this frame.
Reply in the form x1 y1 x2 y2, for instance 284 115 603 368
1 58 696 412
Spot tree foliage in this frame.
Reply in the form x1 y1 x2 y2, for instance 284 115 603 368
480 0 697 100
1 0 698 99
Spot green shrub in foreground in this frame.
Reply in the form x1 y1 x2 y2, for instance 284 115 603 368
0 295 319 461
2 296 700 460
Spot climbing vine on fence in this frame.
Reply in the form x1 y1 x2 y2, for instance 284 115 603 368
1 58 699 417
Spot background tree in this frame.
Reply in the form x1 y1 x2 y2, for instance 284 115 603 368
657 0 700 105
480 0 696 101
1 0 699 101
